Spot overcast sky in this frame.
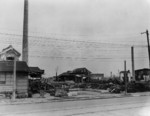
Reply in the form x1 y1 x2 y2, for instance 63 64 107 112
0 0 150 77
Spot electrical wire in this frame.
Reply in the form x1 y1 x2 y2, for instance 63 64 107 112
0 32 147 48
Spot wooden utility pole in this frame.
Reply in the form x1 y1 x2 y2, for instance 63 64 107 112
124 60 127 95
55 66 58 81
22 0 28 64
141 30 150 68
12 58 16 101
131 46 135 81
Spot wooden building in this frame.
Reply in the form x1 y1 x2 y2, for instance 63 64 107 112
58 67 91 83
29 67 44 79
89 74 104 81
0 61 29 96
0 45 20 61
135 68 150 81
119 70 132 82
0 45 29 97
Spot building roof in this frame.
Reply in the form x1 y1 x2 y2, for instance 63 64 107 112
29 67 44 74
72 67 91 75
58 67 91 78
135 68 150 75
135 68 150 72
0 61 29 72
58 71 74 77
90 74 104 76
120 70 130 74
0 45 21 57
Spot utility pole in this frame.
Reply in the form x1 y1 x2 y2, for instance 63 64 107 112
131 46 135 81
110 72 112 78
141 30 150 68
56 66 58 81
124 60 127 95
22 0 29 64
12 58 16 101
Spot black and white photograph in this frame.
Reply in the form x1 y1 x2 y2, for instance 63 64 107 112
0 0 150 115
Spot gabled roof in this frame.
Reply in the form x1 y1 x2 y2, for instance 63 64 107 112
58 67 91 78
0 61 29 72
58 71 74 77
72 67 91 74
29 67 44 74
0 45 21 57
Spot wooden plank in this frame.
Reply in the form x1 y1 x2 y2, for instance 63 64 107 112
16 82 28 85
16 77 28 94
16 86 28 89
0 85 13 92
16 88 27 91
17 83 28 86
17 90 28 94
16 80 27 83
6 81 11 85
16 76 27 79
5 78 13 85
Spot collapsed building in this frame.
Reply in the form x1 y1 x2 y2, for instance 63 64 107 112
58 67 104 83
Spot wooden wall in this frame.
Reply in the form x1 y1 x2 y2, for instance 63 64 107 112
0 72 28 95
0 72 13 92
16 73 28 94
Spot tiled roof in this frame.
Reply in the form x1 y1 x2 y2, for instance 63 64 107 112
0 61 29 72
58 67 91 77
29 67 44 74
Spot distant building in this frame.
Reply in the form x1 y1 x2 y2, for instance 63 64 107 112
58 67 91 83
119 70 132 82
135 68 150 81
29 67 44 79
89 74 104 81
72 67 91 75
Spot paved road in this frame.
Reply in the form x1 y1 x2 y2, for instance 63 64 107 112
0 96 150 116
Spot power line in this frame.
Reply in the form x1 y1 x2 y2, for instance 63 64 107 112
0 29 142 38
29 54 148 60
0 32 148 59
0 32 147 48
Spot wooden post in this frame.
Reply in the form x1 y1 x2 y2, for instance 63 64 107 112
12 58 16 101
131 46 135 81
124 61 127 95
141 30 150 68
